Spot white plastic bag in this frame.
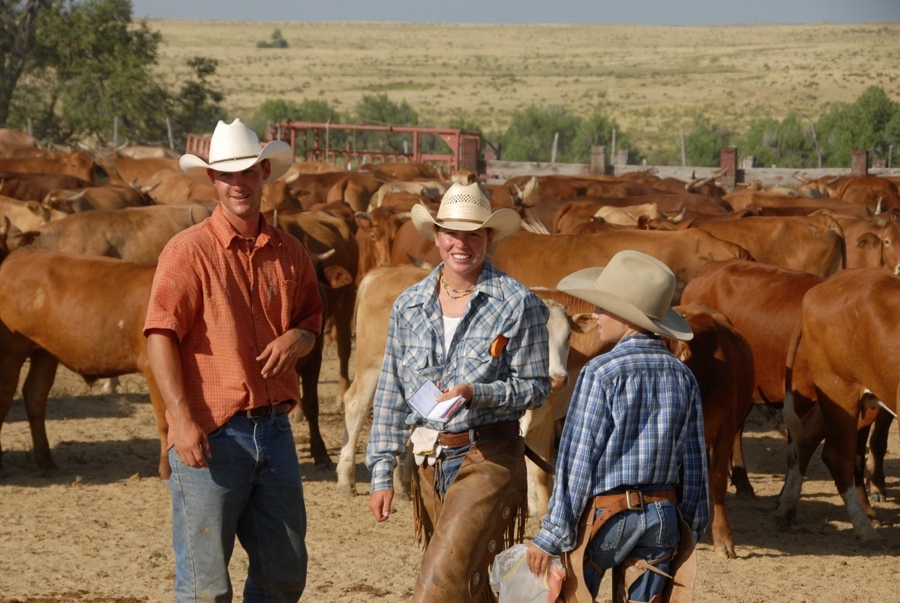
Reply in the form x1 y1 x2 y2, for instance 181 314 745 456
489 543 565 603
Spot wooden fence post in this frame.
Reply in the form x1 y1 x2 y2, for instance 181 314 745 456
851 150 868 176
591 145 607 175
720 147 738 191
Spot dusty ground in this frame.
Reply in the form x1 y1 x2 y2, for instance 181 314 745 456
1 343 899 603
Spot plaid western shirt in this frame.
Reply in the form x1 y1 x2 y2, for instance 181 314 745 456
366 261 551 492
143 205 324 448
533 334 710 554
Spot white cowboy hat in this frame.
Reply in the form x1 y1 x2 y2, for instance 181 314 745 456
410 182 521 242
557 250 693 341
179 118 293 184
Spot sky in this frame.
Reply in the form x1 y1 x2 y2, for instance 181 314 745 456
130 0 900 26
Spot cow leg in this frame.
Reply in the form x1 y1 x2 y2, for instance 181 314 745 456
818 393 882 545
0 350 31 477
853 422 878 523
730 407 755 499
520 405 554 520
775 402 826 529
709 426 737 558
142 370 172 479
866 410 892 503
296 335 332 470
336 369 380 496
21 349 60 475
333 287 355 406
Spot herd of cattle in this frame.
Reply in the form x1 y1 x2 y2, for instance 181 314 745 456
1 125 900 557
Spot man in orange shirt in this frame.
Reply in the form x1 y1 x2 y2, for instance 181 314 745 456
144 119 323 602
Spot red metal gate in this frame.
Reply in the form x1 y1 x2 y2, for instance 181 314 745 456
264 121 481 176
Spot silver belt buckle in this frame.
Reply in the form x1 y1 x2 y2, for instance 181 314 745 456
625 489 644 511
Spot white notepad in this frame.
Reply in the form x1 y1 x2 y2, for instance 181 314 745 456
408 381 466 423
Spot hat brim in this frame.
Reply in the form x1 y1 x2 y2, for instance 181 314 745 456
410 204 521 242
558 267 693 341
180 140 294 184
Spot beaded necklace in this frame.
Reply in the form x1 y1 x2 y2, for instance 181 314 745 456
440 268 475 299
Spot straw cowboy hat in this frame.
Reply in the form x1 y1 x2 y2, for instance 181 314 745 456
558 250 693 341
180 118 293 184
410 182 521 242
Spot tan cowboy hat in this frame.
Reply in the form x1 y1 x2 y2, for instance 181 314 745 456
410 182 521 242
558 250 693 341
180 118 293 184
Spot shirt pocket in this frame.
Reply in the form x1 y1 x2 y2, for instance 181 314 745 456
400 349 443 395
459 336 505 384
263 278 296 331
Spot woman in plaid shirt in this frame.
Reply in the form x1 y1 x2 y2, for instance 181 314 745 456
366 182 552 603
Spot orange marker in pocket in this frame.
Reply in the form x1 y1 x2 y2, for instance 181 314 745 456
490 335 509 357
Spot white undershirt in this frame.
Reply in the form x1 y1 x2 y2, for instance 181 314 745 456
442 315 462 356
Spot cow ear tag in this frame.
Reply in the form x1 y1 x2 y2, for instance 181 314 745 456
490 335 509 357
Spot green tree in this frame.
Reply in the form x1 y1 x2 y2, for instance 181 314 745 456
354 93 418 152
0 0 46 126
499 105 582 163
257 28 288 49
574 106 642 165
739 113 817 168
2 0 223 147
249 97 346 150
165 56 225 149
817 86 900 167
684 115 734 167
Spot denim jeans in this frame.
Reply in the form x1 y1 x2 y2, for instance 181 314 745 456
168 412 307 603
583 501 679 603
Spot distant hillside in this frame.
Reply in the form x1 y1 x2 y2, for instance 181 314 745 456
147 20 900 156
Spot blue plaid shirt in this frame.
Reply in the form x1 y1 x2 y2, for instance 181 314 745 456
533 334 710 554
366 261 551 492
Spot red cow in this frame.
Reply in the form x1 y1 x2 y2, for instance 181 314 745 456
777 269 900 545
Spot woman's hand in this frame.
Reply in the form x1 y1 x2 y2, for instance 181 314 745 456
438 383 474 405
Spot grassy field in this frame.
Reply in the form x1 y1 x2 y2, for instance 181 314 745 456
146 20 900 157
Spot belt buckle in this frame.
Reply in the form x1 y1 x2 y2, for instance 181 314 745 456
625 489 644 511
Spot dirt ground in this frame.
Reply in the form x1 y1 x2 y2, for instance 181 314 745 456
1 343 899 603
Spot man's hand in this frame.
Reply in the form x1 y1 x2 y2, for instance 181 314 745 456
172 413 211 468
526 543 551 576
257 328 314 379
368 490 394 523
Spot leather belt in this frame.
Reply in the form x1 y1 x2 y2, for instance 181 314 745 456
240 401 292 418
589 489 677 541
438 420 520 448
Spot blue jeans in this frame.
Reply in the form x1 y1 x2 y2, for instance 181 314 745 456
168 412 307 603
583 501 679 603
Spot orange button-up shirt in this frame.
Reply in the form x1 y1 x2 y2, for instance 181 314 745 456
144 206 324 447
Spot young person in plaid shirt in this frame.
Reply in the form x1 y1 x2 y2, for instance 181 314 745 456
366 182 551 603
144 119 323 603
527 250 709 603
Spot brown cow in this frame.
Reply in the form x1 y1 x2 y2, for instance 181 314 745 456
354 206 410 282
689 215 844 277
681 260 823 496
488 230 753 304
0 195 69 232
272 208 358 423
0 150 102 184
0 128 37 148
667 303 755 558
9 203 213 264
325 172 385 212
820 211 900 272
777 269 900 545
0 172 92 202
42 182 156 213
0 250 166 478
